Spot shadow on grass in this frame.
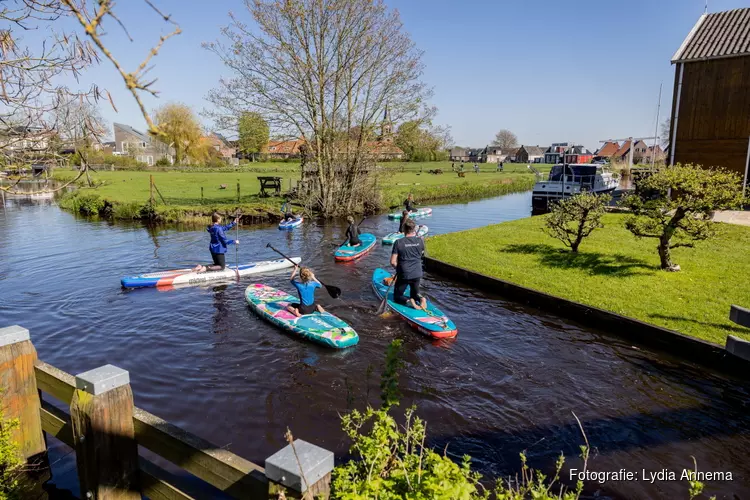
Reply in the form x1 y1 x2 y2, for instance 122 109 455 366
500 243 655 277
648 313 750 336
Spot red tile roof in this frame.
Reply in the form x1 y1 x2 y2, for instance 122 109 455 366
613 140 632 159
596 141 620 157
266 139 304 155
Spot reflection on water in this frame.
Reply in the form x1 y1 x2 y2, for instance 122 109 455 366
0 193 749 498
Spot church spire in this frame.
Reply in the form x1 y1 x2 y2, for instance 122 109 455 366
380 104 393 142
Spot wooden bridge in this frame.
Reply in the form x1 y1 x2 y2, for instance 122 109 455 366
1 325 333 499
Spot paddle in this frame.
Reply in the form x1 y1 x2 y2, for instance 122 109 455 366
335 217 366 248
233 211 241 278
375 275 396 315
266 244 342 299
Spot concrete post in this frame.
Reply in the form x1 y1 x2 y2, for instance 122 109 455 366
265 439 334 499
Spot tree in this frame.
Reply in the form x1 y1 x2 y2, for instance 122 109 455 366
492 129 518 150
154 103 203 164
395 121 452 161
238 112 269 160
544 192 611 252
624 164 744 271
660 118 671 149
205 0 431 216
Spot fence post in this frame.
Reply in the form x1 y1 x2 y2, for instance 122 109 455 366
237 180 240 203
70 365 140 500
201 186 204 205
149 175 154 205
265 439 333 499
0 325 46 462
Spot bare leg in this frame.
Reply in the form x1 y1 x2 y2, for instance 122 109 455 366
420 297 427 309
316 304 326 314
287 305 302 317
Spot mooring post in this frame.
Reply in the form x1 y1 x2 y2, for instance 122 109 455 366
149 175 154 205
237 180 241 203
0 325 46 462
70 364 140 500
201 186 204 205
265 439 334 499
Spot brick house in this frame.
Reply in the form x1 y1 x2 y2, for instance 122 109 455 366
516 145 545 163
203 133 237 162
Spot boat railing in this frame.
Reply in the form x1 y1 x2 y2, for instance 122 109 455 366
2 324 333 499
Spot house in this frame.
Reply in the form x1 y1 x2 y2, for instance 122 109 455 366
113 123 173 166
594 141 620 161
516 145 545 163
368 140 404 160
0 126 54 157
669 8 750 180
643 144 665 164
611 140 649 164
543 143 570 164
450 147 469 162
203 133 237 162
564 145 594 164
266 138 305 159
484 146 504 163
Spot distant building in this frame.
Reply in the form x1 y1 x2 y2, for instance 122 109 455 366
594 141 620 161
564 145 594 164
0 126 54 157
450 147 469 162
367 107 404 160
543 143 570 164
266 138 305 159
516 145 545 163
203 133 237 162
113 123 173 165
669 7 750 180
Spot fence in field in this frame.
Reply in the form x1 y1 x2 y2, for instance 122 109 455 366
1 325 333 500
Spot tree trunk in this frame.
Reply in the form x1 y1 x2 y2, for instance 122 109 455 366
659 209 684 271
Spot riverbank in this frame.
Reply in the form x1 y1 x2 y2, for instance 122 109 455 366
54 163 545 222
426 213 750 345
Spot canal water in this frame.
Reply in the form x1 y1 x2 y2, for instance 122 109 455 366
1 192 749 499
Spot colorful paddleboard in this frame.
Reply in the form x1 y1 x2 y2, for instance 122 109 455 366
245 284 359 348
382 225 429 245
279 217 304 230
121 257 301 289
334 233 377 262
371 268 457 338
388 208 432 220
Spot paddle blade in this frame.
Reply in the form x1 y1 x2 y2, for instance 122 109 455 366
375 296 389 315
324 283 342 299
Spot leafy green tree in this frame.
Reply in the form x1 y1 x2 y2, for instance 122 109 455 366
396 121 450 162
624 164 744 271
154 103 204 165
238 112 269 161
544 192 611 252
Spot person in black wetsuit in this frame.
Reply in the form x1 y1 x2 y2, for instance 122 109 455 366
404 193 416 213
390 219 426 310
345 215 361 246
398 210 410 234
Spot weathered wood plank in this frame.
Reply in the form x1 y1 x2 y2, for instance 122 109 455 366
71 370 141 500
40 401 74 447
140 459 196 500
35 360 76 404
133 407 268 498
0 328 45 461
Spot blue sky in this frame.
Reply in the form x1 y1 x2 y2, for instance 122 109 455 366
43 0 749 150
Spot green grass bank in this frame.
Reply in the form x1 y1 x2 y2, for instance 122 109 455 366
55 161 546 221
426 214 750 345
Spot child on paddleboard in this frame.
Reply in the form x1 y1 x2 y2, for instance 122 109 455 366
345 215 361 247
390 219 427 310
398 210 410 234
288 266 325 316
404 193 416 213
192 213 239 273
281 199 295 222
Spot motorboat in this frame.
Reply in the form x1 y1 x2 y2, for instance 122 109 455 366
531 163 619 214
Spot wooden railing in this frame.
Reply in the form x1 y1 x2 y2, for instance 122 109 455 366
1 325 333 500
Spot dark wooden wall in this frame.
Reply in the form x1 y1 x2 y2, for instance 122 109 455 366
671 57 750 176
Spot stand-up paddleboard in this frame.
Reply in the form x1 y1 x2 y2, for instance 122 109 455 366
121 257 301 289
388 208 432 220
245 284 359 348
382 225 428 245
334 233 377 262
279 217 304 230
371 268 457 338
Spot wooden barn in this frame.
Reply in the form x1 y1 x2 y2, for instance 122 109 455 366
669 8 750 185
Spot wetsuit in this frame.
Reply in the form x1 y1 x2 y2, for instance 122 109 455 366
398 216 409 235
291 279 321 315
404 198 415 212
346 222 361 246
392 235 425 305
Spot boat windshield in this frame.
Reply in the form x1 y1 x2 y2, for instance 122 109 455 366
548 165 599 184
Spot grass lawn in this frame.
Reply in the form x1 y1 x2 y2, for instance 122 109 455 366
426 214 750 345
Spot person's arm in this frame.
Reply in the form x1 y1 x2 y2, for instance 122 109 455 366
222 220 236 231
217 227 234 247
390 244 399 269
290 266 299 280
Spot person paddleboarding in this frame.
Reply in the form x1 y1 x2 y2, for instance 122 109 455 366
390 218 426 310
404 193 417 213
398 210 410 234
288 265 326 317
281 199 295 222
345 215 361 247
192 212 239 273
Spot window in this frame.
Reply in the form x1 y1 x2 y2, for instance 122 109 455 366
122 142 129 152
147 156 154 166
140 142 147 148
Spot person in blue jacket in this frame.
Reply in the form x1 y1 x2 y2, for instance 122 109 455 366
287 265 325 316
193 212 239 272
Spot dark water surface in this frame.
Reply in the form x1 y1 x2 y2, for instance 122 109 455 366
1 192 749 499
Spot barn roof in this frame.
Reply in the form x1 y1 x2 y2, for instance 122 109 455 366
672 8 750 63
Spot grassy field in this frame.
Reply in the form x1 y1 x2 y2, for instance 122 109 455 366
54 161 549 220
427 213 750 345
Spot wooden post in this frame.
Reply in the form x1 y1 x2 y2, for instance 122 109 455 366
149 175 154 205
237 181 240 203
201 187 204 205
0 326 45 461
265 439 333 499
70 365 140 500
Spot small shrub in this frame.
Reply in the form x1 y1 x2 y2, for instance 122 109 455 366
155 157 171 167
543 192 610 252
112 202 143 220
59 192 105 216
0 403 22 499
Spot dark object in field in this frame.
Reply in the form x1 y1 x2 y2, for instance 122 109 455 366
219 184 227 189
457 171 465 178
427 169 443 175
